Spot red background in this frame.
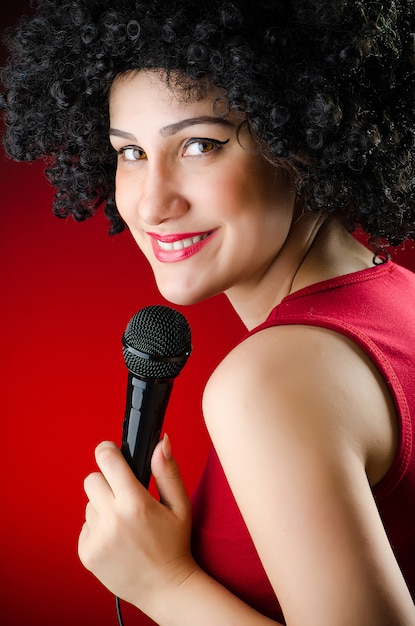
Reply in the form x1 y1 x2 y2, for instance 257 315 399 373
1 4 414 625
0 4 243 624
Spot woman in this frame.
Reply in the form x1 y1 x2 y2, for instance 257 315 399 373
1 1 415 624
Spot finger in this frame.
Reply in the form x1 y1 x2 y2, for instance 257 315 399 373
78 521 89 556
84 501 98 525
78 520 96 570
84 471 114 510
94 440 145 500
151 434 191 520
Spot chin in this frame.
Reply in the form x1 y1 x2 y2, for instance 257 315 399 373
159 291 204 307
157 282 216 308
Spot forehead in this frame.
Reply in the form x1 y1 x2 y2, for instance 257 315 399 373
109 69 231 124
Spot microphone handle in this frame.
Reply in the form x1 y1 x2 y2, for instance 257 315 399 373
121 372 173 488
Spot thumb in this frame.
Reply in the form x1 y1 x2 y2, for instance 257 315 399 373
151 434 191 519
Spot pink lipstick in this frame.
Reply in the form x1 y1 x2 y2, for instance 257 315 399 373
148 230 216 262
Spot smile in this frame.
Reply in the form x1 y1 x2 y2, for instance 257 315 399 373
157 233 210 251
148 230 216 263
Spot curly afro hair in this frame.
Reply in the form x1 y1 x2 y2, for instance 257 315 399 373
1 0 415 245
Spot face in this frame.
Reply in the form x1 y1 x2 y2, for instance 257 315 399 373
109 70 296 306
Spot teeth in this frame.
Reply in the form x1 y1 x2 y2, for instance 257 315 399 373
157 233 208 251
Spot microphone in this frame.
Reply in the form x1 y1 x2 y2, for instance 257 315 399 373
120 305 192 488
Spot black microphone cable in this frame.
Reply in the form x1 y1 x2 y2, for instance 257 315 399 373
116 596 125 626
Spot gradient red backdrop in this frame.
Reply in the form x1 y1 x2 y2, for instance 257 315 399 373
1 4 414 625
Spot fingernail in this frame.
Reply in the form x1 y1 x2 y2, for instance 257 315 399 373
161 433 172 460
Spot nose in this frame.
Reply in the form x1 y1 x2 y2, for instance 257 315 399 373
127 162 190 227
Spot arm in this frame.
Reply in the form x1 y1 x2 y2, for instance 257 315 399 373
78 436 280 626
204 324 415 625
78 323 415 625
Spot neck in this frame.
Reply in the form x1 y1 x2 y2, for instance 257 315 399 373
225 212 327 330
226 215 375 331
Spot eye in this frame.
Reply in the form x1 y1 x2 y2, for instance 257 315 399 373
182 137 229 157
118 145 146 162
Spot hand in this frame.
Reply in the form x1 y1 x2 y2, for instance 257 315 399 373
78 435 198 615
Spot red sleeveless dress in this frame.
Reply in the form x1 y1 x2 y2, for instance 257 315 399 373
191 261 415 622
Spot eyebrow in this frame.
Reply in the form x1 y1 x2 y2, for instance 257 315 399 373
160 116 233 136
109 115 233 141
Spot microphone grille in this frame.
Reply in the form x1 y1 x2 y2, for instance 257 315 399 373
122 305 192 379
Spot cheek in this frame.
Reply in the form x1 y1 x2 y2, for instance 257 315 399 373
114 173 135 225
114 176 148 255
205 167 252 217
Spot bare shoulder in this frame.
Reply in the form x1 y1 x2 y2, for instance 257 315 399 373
203 324 414 624
204 323 396 485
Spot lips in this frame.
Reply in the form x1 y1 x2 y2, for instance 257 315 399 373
157 232 210 251
148 230 216 262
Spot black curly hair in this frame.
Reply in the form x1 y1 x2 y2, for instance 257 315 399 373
1 0 415 245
